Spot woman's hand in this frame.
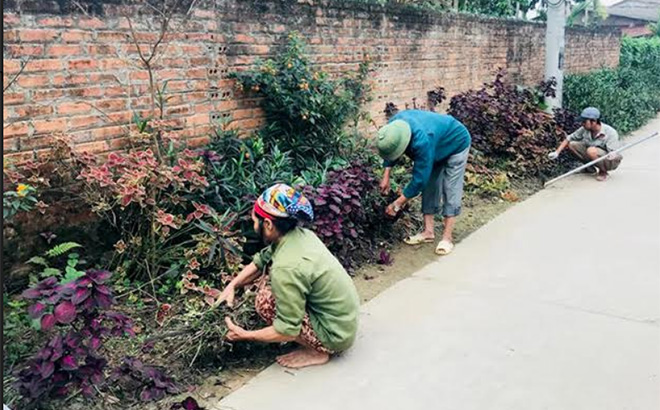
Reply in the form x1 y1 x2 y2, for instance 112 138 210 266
214 284 236 308
224 317 249 341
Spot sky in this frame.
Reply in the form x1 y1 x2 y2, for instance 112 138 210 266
526 0 624 19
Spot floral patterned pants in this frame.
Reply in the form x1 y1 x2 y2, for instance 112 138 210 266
254 274 333 355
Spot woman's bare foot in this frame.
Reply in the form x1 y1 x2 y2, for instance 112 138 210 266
276 347 330 369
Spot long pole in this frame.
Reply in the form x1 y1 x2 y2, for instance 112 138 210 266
544 132 659 187
544 0 566 109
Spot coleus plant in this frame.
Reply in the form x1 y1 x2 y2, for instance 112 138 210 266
304 161 397 270
15 270 136 402
110 357 179 402
448 69 569 176
75 147 218 282
377 250 394 266
171 396 205 410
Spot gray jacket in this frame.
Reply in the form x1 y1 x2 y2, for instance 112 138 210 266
567 123 620 152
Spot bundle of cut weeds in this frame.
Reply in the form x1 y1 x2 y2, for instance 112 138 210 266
149 289 262 368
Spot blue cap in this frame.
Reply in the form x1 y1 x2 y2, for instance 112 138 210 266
580 107 600 121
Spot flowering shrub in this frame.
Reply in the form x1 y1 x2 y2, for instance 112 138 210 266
3 183 38 220
230 32 371 171
2 139 99 290
2 159 48 248
3 137 76 214
15 270 135 402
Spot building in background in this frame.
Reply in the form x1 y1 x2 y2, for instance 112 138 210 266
576 0 660 36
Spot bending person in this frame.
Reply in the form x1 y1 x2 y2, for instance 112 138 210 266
377 109 471 256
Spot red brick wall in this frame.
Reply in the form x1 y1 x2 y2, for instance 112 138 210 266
564 27 622 74
3 1 621 160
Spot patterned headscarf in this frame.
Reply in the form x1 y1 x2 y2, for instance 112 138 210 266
254 184 314 222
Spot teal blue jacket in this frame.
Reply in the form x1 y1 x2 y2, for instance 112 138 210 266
384 110 471 198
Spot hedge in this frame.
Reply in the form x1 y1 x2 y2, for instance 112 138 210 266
563 37 660 134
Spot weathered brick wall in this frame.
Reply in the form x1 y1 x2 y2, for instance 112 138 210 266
564 27 622 73
3 0 621 160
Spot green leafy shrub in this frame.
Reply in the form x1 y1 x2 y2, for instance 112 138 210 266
201 127 295 217
564 37 660 135
620 36 660 78
27 242 85 285
230 32 370 171
564 68 660 134
199 126 298 258
3 296 37 373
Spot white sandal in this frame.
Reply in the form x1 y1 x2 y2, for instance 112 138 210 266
404 233 435 246
435 240 454 255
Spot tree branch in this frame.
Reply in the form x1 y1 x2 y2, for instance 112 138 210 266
3 56 32 93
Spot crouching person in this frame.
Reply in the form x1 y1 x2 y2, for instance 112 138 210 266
215 184 360 369
549 107 622 182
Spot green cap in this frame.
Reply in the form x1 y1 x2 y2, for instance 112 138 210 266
377 120 411 162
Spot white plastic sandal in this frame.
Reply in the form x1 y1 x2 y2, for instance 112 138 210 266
435 240 454 255
404 233 435 246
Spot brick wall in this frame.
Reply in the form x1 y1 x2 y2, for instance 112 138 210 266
3 0 621 160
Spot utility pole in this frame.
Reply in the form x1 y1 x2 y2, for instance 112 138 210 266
544 0 567 109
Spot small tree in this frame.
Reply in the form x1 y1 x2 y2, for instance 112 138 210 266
230 32 370 172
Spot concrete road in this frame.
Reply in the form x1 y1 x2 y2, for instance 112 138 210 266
219 118 660 410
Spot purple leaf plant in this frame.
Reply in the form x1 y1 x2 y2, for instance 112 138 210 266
14 269 140 403
111 357 180 402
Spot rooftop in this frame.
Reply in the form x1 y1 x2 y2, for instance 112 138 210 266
607 0 660 22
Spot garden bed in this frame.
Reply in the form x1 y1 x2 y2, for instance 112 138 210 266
61 178 539 410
